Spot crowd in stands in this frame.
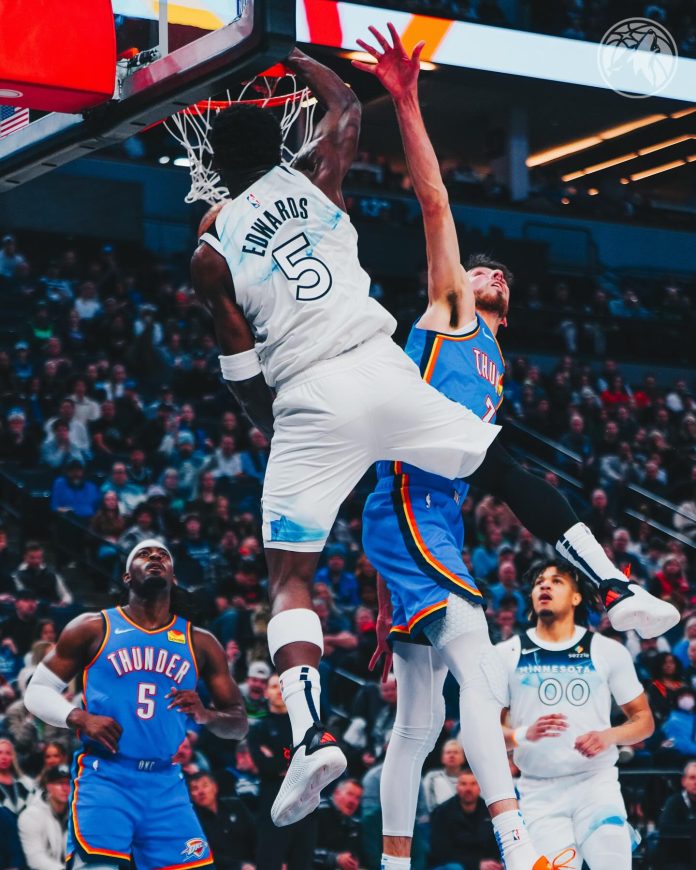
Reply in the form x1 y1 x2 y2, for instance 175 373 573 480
0 228 694 869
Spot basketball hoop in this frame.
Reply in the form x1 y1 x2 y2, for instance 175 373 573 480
161 69 317 205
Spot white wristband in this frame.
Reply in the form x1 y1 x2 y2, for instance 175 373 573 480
219 349 262 382
24 662 74 729
513 726 529 747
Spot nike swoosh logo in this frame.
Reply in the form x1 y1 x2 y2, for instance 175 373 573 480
521 647 540 654
114 628 135 635
481 328 496 342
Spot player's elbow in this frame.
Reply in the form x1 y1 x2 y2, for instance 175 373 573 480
642 708 655 740
420 189 451 220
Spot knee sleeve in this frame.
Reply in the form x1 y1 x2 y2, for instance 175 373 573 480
381 643 448 837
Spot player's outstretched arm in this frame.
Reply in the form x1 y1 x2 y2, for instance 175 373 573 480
285 47 361 210
353 24 474 328
168 627 248 740
191 242 274 440
24 612 124 753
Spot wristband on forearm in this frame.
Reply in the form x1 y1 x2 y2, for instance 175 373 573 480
219 349 262 381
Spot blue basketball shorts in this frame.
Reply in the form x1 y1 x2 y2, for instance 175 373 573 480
362 477 484 642
66 751 212 869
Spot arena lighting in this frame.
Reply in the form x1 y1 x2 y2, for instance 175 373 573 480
587 188 599 195
341 50 437 71
158 155 171 164
527 115 667 167
629 156 696 181
173 156 191 167
528 107 695 169
561 135 694 181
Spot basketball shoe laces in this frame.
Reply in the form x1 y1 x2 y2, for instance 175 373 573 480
548 847 577 869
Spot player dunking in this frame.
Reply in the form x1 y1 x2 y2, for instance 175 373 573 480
351 24 677 870
191 47 505 826
498 560 654 869
24 540 247 869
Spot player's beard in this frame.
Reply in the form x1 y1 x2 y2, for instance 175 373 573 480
132 569 170 598
475 287 509 320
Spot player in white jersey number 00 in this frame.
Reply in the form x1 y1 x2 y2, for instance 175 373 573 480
497 560 655 869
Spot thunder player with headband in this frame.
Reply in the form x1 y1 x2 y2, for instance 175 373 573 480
497 559 654 869
24 540 247 870
352 23 676 870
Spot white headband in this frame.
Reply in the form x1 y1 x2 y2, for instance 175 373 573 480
125 539 173 574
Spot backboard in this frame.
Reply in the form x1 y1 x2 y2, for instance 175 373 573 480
0 1 295 192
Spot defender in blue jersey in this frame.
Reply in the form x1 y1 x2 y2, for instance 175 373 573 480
24 539 247 870
353 24 677 870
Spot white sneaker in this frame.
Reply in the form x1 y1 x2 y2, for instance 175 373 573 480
604 580 680 638
271 723 347 827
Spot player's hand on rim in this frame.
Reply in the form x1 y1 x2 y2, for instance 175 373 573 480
574 729 612 758
525 713 568 742
352 22 426 99
166 687 211 725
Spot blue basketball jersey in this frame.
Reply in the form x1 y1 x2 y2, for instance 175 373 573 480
375 314 505 496
83 607 198 760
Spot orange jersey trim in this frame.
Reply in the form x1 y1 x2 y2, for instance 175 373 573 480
82 611 111 706
71 753 130 861
407 599 448 632
400 476 482 598
117 606 177 634
187 620 199 680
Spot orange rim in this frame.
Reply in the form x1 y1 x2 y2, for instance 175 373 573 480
180 90 308 115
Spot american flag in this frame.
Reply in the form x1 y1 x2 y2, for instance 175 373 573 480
0 105 30 138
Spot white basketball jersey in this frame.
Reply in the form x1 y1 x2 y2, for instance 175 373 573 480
497 627 644 778
206 165 396 388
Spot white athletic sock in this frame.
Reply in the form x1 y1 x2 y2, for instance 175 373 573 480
279 665 322 746
556 522 627 588
381 855 411 870
492 810 536 864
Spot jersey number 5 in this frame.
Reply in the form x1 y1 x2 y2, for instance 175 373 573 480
137 682 156 720
272 233 333 302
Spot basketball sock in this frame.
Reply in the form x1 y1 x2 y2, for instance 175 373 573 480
279 665 322 746
492 810 537 863
556 522 628 588
381 854 411 870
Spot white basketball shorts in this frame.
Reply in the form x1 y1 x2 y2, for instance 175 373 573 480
261 333 499 550
518 766 628 865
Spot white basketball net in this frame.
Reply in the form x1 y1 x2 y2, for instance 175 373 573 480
163 73 317 205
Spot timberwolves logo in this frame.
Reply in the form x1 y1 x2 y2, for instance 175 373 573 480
598 19 678 98
181 838 208 860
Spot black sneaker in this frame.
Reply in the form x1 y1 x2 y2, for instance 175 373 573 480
270 723 347 827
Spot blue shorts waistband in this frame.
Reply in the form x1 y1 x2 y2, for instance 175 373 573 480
83 748 175 772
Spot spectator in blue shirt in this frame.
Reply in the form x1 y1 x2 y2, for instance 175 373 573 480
50 459 100 519
471 525 503 581
486 560 527 624
315 544 359 608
